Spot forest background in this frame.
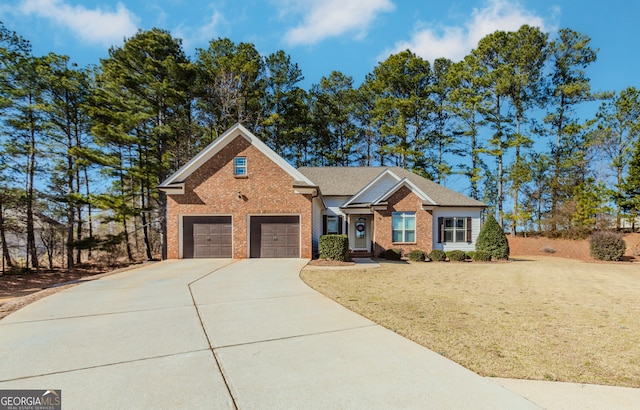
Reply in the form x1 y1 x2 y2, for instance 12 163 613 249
1 20 640 271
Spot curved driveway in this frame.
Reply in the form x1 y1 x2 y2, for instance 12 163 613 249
0 259 537 409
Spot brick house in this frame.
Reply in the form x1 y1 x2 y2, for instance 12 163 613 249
159 124 486 259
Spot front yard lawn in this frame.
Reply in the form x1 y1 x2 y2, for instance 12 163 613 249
301 256 640 388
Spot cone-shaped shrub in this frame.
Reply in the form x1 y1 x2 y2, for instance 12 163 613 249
475 213 510 260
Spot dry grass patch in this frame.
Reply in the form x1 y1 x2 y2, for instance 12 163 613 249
301 256 640 388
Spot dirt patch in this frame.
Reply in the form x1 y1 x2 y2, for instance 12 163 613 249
302 257 640 388
508 233 640 262
0 268 106 301
0 263 146 320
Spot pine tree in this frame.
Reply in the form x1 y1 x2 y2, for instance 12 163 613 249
545 29 602 231
3 54 45 270
428 58 455 184
475 213 510 260
621 138 640 230
572 178 611 230
91 28 193 261
195 38 264 140
262 50 306 160
309 71 358 166
39 53 92 269
366 50 433 175
595 86 640 228
468 30 513 226
448 57 487 200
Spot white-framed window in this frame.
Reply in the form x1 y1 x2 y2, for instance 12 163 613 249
234 156 247 176
392 212 416 243
326 216 339 234
439 217 472 243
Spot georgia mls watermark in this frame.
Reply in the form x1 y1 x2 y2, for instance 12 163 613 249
0 390 61 410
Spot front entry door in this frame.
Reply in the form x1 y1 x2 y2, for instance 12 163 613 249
354 217 367 249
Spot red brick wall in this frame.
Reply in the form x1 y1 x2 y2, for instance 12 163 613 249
373 186 433 256
166 135 313 258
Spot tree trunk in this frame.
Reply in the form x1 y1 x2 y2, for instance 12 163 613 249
84 167 93 259
496 97 504 227
159 190 167 260
141 185 153 261
470 112 479 201
67 131 75 270
75 167 82 265
0 196 14 268
26 110 39 270
551 98 565 232
511 116 521 237
122 218 134 262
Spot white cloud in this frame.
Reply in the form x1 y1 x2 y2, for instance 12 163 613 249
281 0 395 46
174 9 225 51
15 0 138 47
382 0 556 62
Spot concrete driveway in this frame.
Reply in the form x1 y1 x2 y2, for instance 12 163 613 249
0 259 537 409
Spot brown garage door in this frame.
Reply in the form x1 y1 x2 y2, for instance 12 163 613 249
250 216 300 258
183 216 232 258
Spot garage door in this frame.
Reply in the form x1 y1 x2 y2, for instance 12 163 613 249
183 216 232 258
250 216 300 258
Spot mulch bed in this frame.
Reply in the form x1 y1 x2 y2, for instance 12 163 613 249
306 259 356 267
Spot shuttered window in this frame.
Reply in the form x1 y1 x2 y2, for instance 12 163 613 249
323 215 343 235
438 217 472 243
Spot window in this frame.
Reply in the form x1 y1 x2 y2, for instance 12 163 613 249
438 217 472 243
234 157 247 176
323 215 342 234
326 216 339 234
392 212 416 243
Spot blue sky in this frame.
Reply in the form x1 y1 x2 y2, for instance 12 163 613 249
1 0 639 95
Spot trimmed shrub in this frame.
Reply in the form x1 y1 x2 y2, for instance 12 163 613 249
473 250 491 262
382 248 402 260
319 234 349 261
590 231 626 261
429 249 447 262
476 214 510 260
447 250 468 262
408 249 426 262
466 251 476 260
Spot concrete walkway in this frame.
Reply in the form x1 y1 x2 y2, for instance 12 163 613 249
0 259 538 408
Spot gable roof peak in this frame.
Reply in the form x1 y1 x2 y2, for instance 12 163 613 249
159 123 314 191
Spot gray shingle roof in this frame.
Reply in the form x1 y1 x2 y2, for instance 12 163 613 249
297 166 485 207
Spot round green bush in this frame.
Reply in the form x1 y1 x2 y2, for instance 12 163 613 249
590 231 626 261
447 250 468 262
476 213 510 260
429 249 447 262
466 251 476 260
472 250 491 262
408 249 426 262
382 248 402 260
